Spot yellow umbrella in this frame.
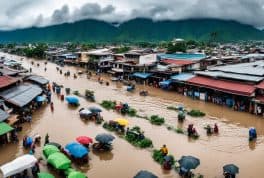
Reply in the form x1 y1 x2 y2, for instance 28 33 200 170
115 118 129 126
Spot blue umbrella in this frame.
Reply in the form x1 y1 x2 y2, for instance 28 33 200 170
88 107 102 113
66 96 79 104
178 156 200 170
26 137 33 146
134 170 158 178
65 142 88 158
95 133 115 143
36 96 46 102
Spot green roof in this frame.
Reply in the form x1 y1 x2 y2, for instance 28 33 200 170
0 122 13 136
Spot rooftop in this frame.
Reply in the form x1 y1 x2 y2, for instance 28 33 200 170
210 61 264 76
158 53 207 61
0 76 18 89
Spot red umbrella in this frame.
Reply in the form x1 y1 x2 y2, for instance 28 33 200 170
76 136 93 145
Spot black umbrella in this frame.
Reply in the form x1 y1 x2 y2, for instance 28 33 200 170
178 156 200 170
46 142 62 149
223 164 239 175
134 170 158 178
95 133 115 143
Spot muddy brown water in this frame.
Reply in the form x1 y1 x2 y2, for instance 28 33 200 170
0 53 264 178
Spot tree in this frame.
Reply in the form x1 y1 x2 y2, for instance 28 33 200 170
167 42 187 53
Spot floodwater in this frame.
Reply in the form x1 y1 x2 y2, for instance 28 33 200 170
1 52 264 178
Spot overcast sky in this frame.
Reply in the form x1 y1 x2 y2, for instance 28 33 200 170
0 0 263 30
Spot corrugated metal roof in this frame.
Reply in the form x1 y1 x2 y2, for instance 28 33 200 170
195 71 264 83
187 76 256 96
0 122 13 136
210 61 264 76
27 75 49 85
0 76 18 89
0 109 9 122
0 84 42 107
171 73 195 81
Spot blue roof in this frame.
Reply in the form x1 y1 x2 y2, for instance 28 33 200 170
132 72 153 79
158 53 206 61
159 79 173 86
170 73 195 81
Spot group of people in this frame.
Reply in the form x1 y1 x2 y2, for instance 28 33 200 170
205 123 219 135
159 145 173 170
187 124 199 137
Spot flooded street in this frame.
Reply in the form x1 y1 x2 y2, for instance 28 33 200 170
1 53 264 178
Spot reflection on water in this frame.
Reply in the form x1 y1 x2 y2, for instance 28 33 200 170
0 53 264 177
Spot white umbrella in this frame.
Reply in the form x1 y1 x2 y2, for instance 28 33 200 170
79 109 92 116
0 155 37 177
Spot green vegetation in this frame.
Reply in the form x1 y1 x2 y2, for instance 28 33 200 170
100 100 116 110
23 44 48 58
125 126 153 148
175 128 184 134
167 42 187 53
152 150 176 165
112 46 130 53
0 18 263 42
127 108 137 117
72 90 80 96
187 110 206 117
150 115 165 125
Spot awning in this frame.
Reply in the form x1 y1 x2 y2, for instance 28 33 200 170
0 109 9 122
6 115 19 126
187 76 256 97
0 122 13 136
0 84 42 107
132 72 153 79
27 75 49 85
171 73 195 81
159 80 173 86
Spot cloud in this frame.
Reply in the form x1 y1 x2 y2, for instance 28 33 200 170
51 5 70 24
0 0 263 30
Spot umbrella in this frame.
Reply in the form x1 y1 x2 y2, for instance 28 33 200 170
37 172 55 178
79 109 92 116
47 152 71 170
36 96 46 102
115 118 129 126
178 156 200 170
46 142 62 149
66 96 79 104
68 171 86 178
26 137 33 146
76 136 93 145
95 133 115 143
88 107 102 113
134 170 158 178
65 142 89 158
43 145 60 158
223 164 239 175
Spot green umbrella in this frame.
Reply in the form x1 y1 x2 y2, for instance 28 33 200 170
43 144 60 158
37 172 55 178
68 171 86 178
47 152 71 170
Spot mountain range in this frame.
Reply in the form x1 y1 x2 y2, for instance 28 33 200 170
0 18 263 43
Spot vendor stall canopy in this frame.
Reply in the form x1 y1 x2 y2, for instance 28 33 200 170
0 155 37 178
0 122 13 136
0 84 42 107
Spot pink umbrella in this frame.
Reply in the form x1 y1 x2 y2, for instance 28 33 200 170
76 136 93 145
